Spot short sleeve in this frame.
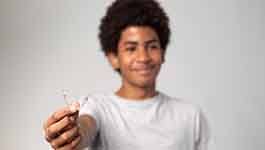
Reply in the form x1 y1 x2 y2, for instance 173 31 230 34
194 108 210 150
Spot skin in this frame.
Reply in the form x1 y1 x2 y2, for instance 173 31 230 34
43 104 81 150
43 26 165 149
43 102 97 150
108 26 164 100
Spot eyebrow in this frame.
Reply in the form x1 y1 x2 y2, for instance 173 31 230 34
123 38 159 46
145 39 159 45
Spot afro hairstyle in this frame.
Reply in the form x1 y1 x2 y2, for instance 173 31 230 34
98 0 171 56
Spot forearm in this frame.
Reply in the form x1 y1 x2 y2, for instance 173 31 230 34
77 115 98 149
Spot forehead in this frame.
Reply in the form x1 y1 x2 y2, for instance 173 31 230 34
119 26 159 44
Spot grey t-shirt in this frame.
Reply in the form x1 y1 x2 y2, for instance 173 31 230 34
79 92 210 150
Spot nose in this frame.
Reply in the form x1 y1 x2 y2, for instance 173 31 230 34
136 48 151 63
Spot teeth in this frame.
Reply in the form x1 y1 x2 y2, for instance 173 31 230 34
138 68 150 71
137 66 152 70
134 66 154 73
136 67 152 72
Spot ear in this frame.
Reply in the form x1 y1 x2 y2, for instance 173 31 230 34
107 52 120 70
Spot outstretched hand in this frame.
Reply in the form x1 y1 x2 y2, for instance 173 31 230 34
43 102 81 150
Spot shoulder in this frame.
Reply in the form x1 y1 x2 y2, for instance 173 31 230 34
78 92 113 107
159 92 202 116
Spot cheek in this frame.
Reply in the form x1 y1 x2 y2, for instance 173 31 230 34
152 52 163 64
119 55 133 70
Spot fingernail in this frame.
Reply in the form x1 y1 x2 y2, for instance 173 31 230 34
69 116 75 122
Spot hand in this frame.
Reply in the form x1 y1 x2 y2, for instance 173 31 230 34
43 102 81 150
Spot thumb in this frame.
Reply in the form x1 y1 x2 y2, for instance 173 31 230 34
69 101 80 113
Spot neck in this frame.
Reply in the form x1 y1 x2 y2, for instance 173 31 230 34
116 82 157 101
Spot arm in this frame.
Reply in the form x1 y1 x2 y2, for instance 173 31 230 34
77 115 98 150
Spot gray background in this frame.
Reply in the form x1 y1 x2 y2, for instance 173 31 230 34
0 0 264 149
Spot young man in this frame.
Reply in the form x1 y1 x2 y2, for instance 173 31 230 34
43 0 210 150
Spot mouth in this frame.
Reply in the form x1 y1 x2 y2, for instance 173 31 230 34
134 66 155 75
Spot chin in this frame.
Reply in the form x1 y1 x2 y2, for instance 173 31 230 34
135 80 156 89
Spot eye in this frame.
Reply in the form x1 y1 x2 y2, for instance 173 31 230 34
150 45 158 49
148 43 160 50
125 47 136 52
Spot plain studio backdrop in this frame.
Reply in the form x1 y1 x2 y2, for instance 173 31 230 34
0 0 264 149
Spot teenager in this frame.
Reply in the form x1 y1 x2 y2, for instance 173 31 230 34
43 0 210 149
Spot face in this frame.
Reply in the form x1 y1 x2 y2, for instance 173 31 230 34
107 26 164 89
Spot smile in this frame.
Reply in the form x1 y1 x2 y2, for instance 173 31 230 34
134 66 154 75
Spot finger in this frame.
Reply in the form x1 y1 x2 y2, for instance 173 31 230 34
61 121 76 133
45 134 51 143
59 113 80 133
50 126 79 149
70 135 81 149
46 116 75 140
44 105 78 130
72 111 79 122
56 135 81 150
67 111 79 122
68 102 80 122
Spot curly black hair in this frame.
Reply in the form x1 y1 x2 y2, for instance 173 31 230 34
98 0 170 56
